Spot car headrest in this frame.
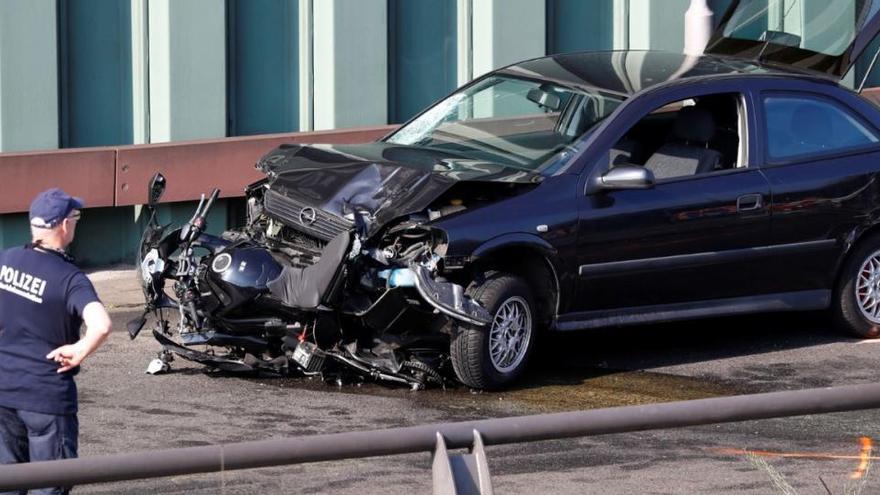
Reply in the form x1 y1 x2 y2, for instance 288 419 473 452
790 104 831 146
672 106 716 143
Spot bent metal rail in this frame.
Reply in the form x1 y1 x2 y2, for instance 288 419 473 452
2 382 880 492
0 125 397 214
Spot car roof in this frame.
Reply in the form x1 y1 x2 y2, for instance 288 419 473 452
498 50 837 97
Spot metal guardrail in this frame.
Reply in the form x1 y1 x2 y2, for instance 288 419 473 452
0 125 395 214
2 382 880 493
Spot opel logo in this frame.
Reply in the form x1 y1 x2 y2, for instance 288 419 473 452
299 207 317 226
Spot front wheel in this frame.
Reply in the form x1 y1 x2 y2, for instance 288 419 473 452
450 273 536 390
834 234 880 338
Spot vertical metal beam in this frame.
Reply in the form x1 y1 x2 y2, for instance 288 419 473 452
456 0 473 86
432 431 494 495
131 0 150 145
148 0 226 142
469 431 493 494
613 0 630 50
628 0 652 50
312 0 387 130
433 433 456 494
298 0 314 132
471 0 545 78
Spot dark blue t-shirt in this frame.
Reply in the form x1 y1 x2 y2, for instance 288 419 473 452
0 246 100 415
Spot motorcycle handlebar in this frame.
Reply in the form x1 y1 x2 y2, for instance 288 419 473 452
201 189 220 220
188 189 220 240
180 189 220 245
190 193 206 223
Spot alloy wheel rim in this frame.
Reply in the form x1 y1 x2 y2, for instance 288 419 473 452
856 250 880 324
488 296 532 373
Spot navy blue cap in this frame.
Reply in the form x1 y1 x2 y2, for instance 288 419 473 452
29 188 84 229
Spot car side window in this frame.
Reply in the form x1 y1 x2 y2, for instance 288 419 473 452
763 94 879 161
607 92 746 180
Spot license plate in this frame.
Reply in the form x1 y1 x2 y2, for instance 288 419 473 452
292 341 325 372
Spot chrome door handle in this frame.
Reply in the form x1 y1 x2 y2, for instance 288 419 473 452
736 193 763 212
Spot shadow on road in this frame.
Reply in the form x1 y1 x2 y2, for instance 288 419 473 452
137 309 859 414
536 310 849 372
499 311 857 411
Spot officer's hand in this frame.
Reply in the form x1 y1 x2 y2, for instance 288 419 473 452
46 343 86 373
46 305 111 373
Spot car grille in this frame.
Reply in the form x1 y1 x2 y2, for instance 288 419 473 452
263 189 352 242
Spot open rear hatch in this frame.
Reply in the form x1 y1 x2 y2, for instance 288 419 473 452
705 0 880 83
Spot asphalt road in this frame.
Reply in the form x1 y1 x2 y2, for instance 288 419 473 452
68 269 880 494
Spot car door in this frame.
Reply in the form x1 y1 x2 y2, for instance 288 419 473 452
567 88 775 321
755 85 880 294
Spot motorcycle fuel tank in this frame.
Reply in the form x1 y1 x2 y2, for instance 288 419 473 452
208 247 282 292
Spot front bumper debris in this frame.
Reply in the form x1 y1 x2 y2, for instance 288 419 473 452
153 329 256 373
411 265 491 326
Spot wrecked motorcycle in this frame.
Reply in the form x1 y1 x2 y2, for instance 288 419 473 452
129 156 509 389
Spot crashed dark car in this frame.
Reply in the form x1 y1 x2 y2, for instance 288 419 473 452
134 0 880 389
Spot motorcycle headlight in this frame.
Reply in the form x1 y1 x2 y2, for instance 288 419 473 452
140 249 165 287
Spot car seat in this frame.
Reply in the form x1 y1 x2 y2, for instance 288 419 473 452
644 106 723 179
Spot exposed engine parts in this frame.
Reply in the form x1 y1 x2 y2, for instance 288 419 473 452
131 140 543 390
132 172 495 389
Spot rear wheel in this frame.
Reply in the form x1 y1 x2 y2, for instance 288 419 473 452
835 234 880 338
450 273 536 389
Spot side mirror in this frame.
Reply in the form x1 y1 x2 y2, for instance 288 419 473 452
148 173 166 206
597 165 655 191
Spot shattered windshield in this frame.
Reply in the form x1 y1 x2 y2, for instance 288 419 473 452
385 75 624 173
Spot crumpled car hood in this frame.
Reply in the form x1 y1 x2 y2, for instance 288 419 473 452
256 142 542 236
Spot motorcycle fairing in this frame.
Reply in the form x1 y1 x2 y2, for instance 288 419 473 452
266 231 351 310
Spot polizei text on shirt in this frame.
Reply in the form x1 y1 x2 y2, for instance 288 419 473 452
0 265 46 303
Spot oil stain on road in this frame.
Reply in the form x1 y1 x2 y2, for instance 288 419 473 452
251 365 747 419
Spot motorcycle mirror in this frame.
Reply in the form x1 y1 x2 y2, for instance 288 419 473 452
127 313 148 340
148 173 166 206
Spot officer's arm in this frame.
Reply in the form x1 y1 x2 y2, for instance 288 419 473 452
47 302 112 373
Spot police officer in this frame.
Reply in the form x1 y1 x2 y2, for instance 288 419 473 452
0 188 111 495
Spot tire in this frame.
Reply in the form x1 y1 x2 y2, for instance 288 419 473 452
450 273 536 390
834 234 880 338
